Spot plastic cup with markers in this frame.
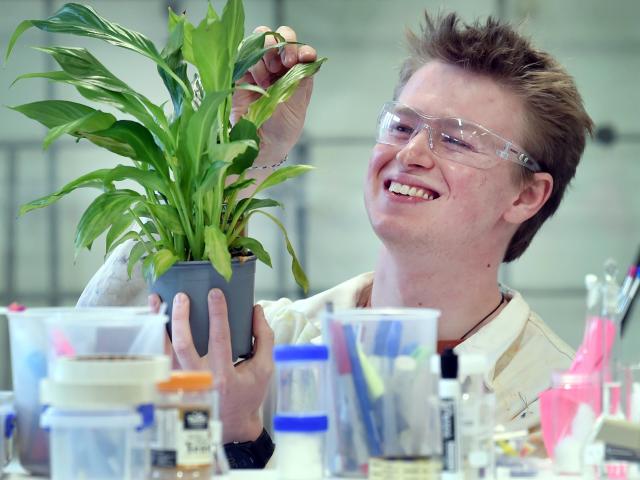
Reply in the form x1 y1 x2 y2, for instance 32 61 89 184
323 308 440 478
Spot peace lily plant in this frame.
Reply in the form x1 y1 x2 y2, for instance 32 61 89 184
6 1 324 289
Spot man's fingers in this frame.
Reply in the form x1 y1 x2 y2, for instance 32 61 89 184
170 293 201 369
148 294 161 313
207 289 234 376
250 305 275 370
263 31 283 74
248 58 271 89
298 45 317 63
276 26 298 68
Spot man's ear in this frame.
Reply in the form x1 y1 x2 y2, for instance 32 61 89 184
503 172 553 224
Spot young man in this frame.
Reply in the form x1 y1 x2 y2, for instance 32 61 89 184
79 12 593 465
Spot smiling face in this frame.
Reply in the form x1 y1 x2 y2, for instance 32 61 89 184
364 61 529 258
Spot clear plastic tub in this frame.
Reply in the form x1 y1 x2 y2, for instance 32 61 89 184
274 345 329 416
44 309 167 381
7 306 157 475
323 308 440 478
41 407 148 480
274 415 328 480
0 391 15 472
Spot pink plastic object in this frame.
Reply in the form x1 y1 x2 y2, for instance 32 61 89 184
540 316 616 457
51 329 76 357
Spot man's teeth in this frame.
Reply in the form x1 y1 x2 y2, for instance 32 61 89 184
389 181 436 200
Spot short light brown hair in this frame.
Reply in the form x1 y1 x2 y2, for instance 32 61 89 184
395 12 594 262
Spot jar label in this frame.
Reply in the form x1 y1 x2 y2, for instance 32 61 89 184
369 457 441 480
152 406 212 468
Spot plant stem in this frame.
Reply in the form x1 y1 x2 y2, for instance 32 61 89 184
129 208 155 255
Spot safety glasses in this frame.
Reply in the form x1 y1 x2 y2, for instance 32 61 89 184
376 101 541 172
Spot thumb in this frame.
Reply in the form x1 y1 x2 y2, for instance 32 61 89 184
251 305 275 366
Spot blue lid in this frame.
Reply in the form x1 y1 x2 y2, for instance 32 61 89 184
273 415 328 432
273 344 329 362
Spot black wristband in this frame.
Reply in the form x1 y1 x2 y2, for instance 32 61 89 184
224 428 275 469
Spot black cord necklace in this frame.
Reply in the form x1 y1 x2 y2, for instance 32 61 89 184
459 292 506 341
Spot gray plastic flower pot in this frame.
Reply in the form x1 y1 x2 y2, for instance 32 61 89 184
149 257 256 361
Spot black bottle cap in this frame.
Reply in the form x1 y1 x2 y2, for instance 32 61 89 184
440 348 458 380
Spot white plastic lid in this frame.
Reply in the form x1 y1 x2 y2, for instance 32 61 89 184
41 407 141 429
41 379 155 408
50 354 170 385
430 352 489 377
458 353 489 376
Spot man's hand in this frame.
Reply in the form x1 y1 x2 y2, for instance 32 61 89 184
149 289 274 443
231 25 318 167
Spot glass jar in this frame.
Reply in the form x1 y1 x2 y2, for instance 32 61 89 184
151 371 217 480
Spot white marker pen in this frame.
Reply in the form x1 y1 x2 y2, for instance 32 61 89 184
439 348 462 480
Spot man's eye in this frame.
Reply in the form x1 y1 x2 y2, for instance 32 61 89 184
391 123 414 135
441 133 473 150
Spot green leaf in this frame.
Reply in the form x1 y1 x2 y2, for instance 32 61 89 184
224 177 256 200
204 225 232 281
253 210 308 293
5 20 33 61
105 211 134 253
246 58 326 128
227 118 259 175
207 139 257 172
103 165 169 195
11 70 73 88
27 46 172 149
160 9 191 116
254 164 314 195
233 30 286 82
186 90 229 173
43 110 116 150
191 0 244 93
75 189 143 253
33 46 131 92
231 236 272 268
6 3 189 95
19 168 110 215
105 230 139 257
196 160 230 201
127 240 150 278
144 203 184 235
10 100 103 129
82 121 169 178
144 248 180 282
235 198 282 215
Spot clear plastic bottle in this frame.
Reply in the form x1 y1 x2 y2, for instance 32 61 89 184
273 344 329 480
151 371 226 479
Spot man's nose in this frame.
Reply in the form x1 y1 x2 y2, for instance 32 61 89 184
396 126 436 169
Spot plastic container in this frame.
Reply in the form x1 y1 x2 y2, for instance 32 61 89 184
0 391 15 472
39 355 169 480
7 306 159 475
274 415 328 480
42 407 148 480
274 344 329 416
273 345 330 480
151 371 220 479
547 370 600 475
432 353 496 480
323 308 440 478
44 308 167 382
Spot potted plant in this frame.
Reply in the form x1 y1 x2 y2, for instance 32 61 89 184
6 0 325 359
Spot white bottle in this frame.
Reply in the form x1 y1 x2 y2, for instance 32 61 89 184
439 349 462 480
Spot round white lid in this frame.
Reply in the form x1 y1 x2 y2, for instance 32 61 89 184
50 354 170 385
41 379 156 408
41 407 141 429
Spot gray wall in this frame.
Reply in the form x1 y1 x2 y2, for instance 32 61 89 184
1 0 639 388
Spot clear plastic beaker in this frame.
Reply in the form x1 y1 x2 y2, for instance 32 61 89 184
7 306 158 475
323 308 440 478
